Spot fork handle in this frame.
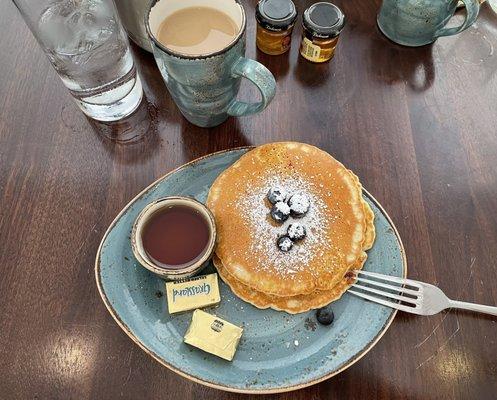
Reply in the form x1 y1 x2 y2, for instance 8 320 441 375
449 300 497 316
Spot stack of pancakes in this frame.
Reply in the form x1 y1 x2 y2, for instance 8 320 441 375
207 142 375 314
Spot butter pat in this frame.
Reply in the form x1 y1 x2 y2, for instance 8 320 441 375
184 309 243 361
165 273 220 314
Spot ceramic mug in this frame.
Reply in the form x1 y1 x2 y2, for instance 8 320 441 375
146 0 276 128
377 0 480 47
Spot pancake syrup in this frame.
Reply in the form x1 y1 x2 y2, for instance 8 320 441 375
141 205 210 269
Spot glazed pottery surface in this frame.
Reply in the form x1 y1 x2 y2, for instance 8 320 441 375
377 0 480 46
146 0 276 127
95 148 407 393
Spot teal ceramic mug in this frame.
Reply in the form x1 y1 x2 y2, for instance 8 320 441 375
377 0 480 47
146 0 276 128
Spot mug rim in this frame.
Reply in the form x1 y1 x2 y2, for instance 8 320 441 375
145 0 247 60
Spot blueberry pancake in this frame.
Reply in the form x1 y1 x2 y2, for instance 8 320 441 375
212 198 374 313
207 142 372 298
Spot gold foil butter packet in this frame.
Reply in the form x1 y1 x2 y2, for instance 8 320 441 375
165 273 220 314
184 309 243 361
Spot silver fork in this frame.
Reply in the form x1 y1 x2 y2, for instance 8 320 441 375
348 270 497 316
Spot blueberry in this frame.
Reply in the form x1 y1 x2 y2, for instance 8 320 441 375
267 186 288 204
288 193 310 216
277 235 293 252
316 307 334 325
271 201 290 222
287 223 306 241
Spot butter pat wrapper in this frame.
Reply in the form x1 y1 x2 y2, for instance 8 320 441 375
165 273 220 314
184 309 243 361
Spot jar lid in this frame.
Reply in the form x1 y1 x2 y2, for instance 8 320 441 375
256 0 297 31
303 2 345 38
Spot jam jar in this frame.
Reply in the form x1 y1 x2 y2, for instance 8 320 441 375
300 2 345 63
256 0 298 55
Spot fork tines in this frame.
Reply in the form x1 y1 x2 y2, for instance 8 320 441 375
348 270 423 314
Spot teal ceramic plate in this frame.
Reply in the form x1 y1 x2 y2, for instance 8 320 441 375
95 148 407 394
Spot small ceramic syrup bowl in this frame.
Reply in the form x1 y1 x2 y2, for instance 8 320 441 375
131 196 217 280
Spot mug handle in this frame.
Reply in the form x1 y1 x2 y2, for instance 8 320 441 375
434 0 479 38
227 57 276 117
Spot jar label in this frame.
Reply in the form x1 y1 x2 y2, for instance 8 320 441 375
301 37 321 62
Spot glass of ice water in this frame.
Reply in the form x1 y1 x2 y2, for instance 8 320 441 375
12 0 143 121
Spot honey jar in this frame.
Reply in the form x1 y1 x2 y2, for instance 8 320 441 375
300 2 345 63
256 0 297 55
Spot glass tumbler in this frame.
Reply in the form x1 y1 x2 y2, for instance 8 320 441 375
12 0 143 121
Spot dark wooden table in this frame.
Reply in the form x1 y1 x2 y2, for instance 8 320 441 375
1 0 497 398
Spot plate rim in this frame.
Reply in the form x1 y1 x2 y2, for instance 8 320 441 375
95 146 408 394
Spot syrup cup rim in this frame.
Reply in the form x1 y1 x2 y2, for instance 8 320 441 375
131 196 217 279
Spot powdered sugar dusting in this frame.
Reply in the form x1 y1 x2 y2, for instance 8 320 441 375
271 201 290 221
287 223 306 240
277 236 293 252
234 175 333 277
288 193 310 215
